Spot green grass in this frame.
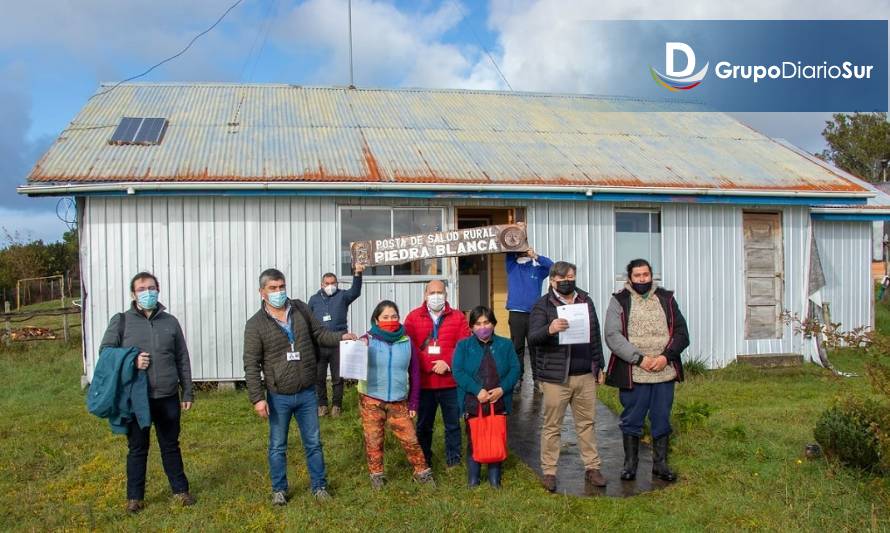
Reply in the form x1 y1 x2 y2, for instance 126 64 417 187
1 338 888 531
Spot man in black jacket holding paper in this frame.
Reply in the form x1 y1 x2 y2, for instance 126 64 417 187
529 261 605 493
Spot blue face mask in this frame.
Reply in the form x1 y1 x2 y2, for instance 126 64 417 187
136 289 159 310
267 290 288 308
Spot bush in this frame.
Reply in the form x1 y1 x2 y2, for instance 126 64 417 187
673 400 713 431
813 396 885 473
683 358 708 378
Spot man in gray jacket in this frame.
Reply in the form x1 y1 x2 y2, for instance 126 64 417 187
243 268 356 506
100 271 195 514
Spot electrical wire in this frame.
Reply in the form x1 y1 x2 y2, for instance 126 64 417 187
91 0 246 100
56 198 77 230
470 26 513 92
240 0 279 82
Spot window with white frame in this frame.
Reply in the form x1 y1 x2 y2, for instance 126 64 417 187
340 207 446 277
614 210 662 277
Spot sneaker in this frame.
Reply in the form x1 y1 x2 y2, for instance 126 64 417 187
369 472 386 490
313 488 332 502
541 474 557 493
318 405 328 417
446 459 462 470
126 499 145 514
173 491 197 506
271 491 287 506
584 468 607 487
413 468 436 486
330 406 341 418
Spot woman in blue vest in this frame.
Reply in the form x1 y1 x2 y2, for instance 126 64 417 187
358 300 434 489
452 306 520 488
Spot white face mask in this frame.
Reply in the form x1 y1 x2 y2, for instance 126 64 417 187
516 256 532 265
427 294 446 312
323 284 337 296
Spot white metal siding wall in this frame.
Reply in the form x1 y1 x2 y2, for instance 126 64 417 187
814 220 873 332
661 205 812 367
83 196 339 381
81 197 839 380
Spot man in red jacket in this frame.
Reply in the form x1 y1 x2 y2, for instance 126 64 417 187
405 280 471 468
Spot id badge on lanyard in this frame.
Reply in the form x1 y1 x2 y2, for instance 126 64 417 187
428 340 441 355
286 342 301 362
427 315 442 355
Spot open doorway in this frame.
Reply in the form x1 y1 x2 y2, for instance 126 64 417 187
456 208 523 337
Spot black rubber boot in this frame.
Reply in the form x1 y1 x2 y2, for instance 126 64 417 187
468 459 481 488
620 434 640 481
488 463 502 489
651 435 677 482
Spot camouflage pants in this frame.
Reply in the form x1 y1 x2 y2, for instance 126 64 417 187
359 394 428 475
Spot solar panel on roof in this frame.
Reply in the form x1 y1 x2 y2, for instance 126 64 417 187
108 117 168 145
134 118 168 145
110 117 142 144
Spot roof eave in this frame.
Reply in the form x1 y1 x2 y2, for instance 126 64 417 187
16 181 875 199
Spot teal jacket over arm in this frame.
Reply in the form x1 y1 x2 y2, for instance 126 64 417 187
87 346 151 434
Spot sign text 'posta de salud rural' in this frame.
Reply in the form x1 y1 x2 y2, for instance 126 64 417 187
350 223 530 267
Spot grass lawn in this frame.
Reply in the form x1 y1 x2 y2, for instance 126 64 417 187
1 331 889 530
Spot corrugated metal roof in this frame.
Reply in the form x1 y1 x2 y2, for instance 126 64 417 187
26 83 868 194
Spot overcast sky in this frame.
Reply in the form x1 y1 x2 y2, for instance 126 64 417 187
1 0 887 243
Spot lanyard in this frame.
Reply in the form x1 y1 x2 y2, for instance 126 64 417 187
431 314 443 341
276 316 295 345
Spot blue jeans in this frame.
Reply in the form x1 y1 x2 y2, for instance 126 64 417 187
267 388 327 492
619 381 675 439
416 387 462 466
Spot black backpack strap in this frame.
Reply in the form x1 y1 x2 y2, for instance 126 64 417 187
117 312 127 345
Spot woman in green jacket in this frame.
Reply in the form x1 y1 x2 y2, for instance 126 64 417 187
452 306 520 488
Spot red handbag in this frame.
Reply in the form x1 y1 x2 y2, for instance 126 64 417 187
469 403 508 463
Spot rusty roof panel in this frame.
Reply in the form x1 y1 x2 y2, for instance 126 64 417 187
27 83 867 194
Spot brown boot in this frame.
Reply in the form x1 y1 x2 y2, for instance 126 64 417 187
585 468 607 487
541 474 557 493
126 499 145 514
173 492 196 506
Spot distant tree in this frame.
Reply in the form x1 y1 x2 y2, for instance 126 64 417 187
0 229 79 305
45 229 79 277
820 112 890 182
0 230 48 299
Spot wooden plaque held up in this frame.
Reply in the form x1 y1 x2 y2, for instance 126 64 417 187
351 223 529 267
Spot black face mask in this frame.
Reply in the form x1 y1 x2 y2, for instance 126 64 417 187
631 281 652 295
555 280 576 296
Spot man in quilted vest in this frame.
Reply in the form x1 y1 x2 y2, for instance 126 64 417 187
243 268 356 506
404 280 471 468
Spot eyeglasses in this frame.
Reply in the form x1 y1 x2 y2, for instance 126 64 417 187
135 286 158 293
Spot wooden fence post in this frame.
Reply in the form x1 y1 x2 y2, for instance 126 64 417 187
61 282 69 343
3 302 10 347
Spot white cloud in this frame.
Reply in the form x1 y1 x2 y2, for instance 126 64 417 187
477 0 890 151
0 207 71 244
274 0 499 88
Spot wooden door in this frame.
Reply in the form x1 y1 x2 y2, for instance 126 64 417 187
743 212 784 339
